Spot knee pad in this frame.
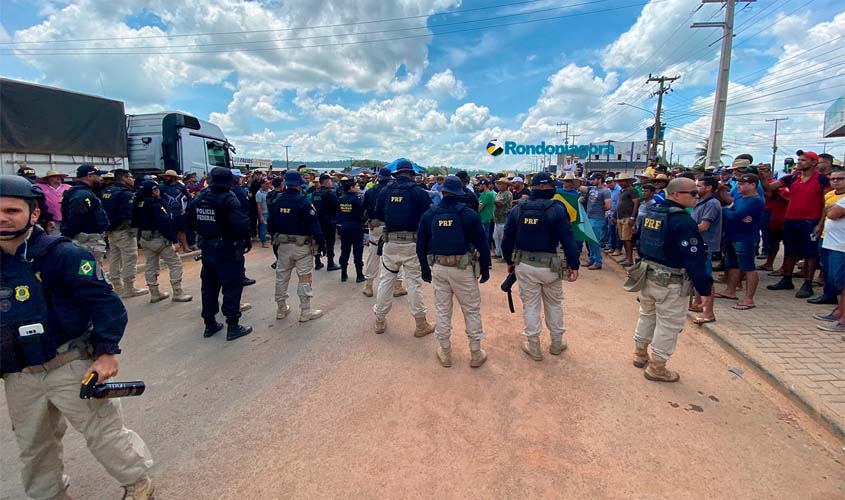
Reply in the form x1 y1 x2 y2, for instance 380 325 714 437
297 282 314 298
299 273 313 284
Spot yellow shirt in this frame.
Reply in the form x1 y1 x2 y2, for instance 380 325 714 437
822 190 845 238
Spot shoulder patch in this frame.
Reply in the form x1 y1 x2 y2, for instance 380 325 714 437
78 260 95 276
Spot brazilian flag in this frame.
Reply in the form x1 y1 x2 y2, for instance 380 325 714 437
553 190 599 245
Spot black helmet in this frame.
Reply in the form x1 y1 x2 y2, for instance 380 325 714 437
0 175 44 200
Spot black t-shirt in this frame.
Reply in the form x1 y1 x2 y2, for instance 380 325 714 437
616 187 638 218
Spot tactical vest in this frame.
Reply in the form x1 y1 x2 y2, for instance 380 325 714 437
273 192 308 234
339 195 363 226
62 186 109 234
383 183 414 230
101 185 132 230
514 199 556 251
639 205 685 263
0 235 70 374
429 203 469 255
193 190 234 239
311 189 326 217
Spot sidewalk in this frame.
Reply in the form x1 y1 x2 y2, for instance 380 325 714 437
606 256 845 438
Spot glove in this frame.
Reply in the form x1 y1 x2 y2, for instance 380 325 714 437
421 267 432 283
243 240 252 254
479 268 490 284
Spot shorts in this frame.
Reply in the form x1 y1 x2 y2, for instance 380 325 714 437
828 250 845 292
783 219 819 259
723 240 756 272
704 251 713 277
617 219 633 241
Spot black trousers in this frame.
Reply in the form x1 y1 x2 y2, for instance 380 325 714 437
200 243 246 326
339 229 364 269
319 220 336 262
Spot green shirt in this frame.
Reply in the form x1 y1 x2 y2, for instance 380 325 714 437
478 190 496 223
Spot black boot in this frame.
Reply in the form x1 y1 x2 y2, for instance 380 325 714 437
326 260 341 271
767 277 794 291
808 294 839 305
795 280 814 299
226 324 253 341
203 322 224 338
242 277 257 287
355 265 366 283
341 268 348 282
314 257 324 270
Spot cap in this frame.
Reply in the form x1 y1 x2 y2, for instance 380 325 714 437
495 177 510 185
796 149 805 156
636 172 653 179
0 175 44 199
512 176 524 183
394 159 414 173
654 174 669 181
41 170 68 178
17 166 37 179
230 169 245 178
139 180 159 196
284 170 304 187
101 172 115 179
478 179 490 186
606 177 615 182
319 174 332 182
801 151 820 161
615 173 634 181
76 164 101 177
209 167 234 187
562 173 580 182
531 172 553 186
161 169 182 179
730 159 751 170
784 157 795 163
378 167 392 180
441 175 465 196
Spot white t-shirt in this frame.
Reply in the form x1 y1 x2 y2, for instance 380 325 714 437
823 197 845 252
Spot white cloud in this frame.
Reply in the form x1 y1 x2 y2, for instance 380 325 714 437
450 102 492 131
425 69 467 99
209 81 293 132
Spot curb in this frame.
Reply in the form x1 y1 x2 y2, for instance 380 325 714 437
603 256 845 439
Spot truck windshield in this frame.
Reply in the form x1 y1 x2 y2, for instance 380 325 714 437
207 141 227 168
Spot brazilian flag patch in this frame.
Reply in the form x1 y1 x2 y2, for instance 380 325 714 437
78 260 95 276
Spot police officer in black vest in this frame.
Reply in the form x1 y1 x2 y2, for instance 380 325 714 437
338 178 366 283
0 175 154 499
501 172 580 362
230 171 257 287
417 175 491 368
102 169 148 298
269 170 326 322
61 164 110 271
628 177 712 383
186 167 253 341
310 174 340 271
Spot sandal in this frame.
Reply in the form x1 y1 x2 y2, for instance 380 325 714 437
714 292 738 300
732 303 756 310
688 305 704 313
693 316 716 325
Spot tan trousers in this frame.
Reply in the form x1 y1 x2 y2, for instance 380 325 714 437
432 264 484 349
373 241 426 319
364 225 405 284
515 263 565 341
107 228 139 284
3 359 153 500
633 279 687 361
140 236 183 286
73 233 107 276
275 243 315 310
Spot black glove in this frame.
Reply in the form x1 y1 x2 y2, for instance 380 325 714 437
479 268 490 283
243 240 252 254
421 267 432 283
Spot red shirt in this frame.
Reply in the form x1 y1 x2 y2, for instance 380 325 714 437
765 180 789 225
781 170 828 220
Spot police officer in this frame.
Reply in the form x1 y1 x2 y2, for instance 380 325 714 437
629 177 712 382
268 170 326 322
0 175 154 500
132 180 193 304
454 170 480 211
102 169 148 298
310 174 341 271
372 159 434 336
417 175 491 368
501 172 580 361
229 170 257 287
17 164 56 231
186 167 253 341
60 164 110 273
338 178 366 283
361 167 408 298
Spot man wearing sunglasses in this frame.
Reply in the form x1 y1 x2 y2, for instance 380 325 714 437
629 178 712 383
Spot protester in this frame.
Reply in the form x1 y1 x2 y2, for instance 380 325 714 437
614 174 638 266
691 175 722 324
581 173 611 270
492 178 513 259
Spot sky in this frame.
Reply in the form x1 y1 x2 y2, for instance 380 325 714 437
1 0 844 171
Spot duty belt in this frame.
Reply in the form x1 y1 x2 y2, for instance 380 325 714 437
383 231 416 243
514 250 557 268
274 234 312 245
21 339 90 375
642 260 687 285
140 230 161 241
433 253 472 268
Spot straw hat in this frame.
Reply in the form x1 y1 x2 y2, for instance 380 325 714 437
615 173 635 181
41 170 68 178
161 169 182 179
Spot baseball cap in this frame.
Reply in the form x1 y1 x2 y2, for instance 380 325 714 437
139 180 159 196
230 169 245 178
478 179 490 186
441 175 465 195
512 176 524 183
17 166 37 179
76 164 101 177
530 172 553 186
801 151 820 161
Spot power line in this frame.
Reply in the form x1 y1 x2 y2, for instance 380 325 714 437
1 0 664 56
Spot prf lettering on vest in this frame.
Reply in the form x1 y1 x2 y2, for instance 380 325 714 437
438 219 454 227
523 218 539 225
643 218 662 230
341 203 352 212
196 207 216 222
279 207 292 214
391 196 404 203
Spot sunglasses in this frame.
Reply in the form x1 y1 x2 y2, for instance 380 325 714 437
830 177 845 182
675 190 699 196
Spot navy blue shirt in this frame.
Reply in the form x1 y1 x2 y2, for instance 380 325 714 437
723 194 765 243
376 177 432 232
416 197 492 275
500 193 581 270
267 189 325 246
101 184 135 230
60 183 110 238
132 196 178 243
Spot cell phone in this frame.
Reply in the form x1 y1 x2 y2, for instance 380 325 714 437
18 323 44 337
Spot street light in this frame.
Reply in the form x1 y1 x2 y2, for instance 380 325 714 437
617 102 655 117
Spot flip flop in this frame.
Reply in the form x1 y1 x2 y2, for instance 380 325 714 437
732 303 756 310
693 317 716 325
688 306 704 313
714 292 738 300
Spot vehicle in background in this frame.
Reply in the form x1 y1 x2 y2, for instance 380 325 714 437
0 78 234 178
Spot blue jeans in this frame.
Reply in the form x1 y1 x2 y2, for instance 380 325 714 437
587 217 605 266
760 210 772 255
607 215 621 250
258 212 269 244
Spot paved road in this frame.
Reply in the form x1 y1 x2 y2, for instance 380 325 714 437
2 246 843 499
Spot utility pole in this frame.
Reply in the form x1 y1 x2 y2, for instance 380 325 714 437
765 117 788 167
283 145 291 170
556 121 569 143
693 0 755 168
669 142 674 166
646 74 680 158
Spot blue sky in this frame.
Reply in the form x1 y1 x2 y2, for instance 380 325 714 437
1 0 844 170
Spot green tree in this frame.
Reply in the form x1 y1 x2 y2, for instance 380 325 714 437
693 139 731 168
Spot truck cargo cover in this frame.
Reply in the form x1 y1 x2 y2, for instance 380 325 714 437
1 78 128 156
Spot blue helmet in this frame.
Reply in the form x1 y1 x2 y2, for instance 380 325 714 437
284 170 304 187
